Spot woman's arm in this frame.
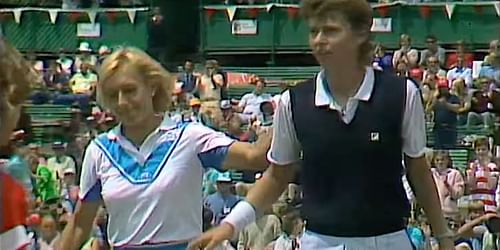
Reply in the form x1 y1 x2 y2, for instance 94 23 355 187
60 142 103 250
59 201 100 250
223 129 272 171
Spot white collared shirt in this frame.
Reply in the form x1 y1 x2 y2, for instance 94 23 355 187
268 67 427 166
78 116 235 247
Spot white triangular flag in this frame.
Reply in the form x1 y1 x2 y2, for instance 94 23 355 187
266 3 274 12
494 2 500 17
127 9 136 23
48 9 58 24
87 10 97 23
226 6 237 21
445 3 455 19
12 9 22 24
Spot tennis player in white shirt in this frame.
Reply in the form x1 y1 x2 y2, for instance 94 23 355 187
58 48 271 250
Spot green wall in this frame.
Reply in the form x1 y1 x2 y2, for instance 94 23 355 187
0 10 149 52
201 4 500 54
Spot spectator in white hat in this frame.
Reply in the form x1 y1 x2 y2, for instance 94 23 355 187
74 42 97 73
205 172 242 226
98 45 112 67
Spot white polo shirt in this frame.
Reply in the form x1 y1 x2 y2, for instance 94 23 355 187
79 116 235 248
268 67 427 166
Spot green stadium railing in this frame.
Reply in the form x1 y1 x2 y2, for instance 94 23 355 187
224 66 320 83
227 85 283 99
23 104 73 144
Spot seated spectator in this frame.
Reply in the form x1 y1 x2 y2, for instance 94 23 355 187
237 206 282 250
446 40 475 69
74 42 97 72
447 55 473 88
395 59 409 77
392 34 419 69
372 43 392 72
46 142 76 182
465 79 495 128
484 40 499 63
420 35 446 68
56 49 73 75
423 56 447 81
44 60 71 91
69 62 97 95
38 214 61 250
430 150 465 219
234 79 273 124
479 52 500 86
465 138 498 213
204 173 242 225
422 73 438 118
265 208 304 250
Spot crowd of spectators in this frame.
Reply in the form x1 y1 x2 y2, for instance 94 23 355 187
1 29 500 249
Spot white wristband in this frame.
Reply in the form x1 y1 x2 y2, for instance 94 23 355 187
221 200 257 236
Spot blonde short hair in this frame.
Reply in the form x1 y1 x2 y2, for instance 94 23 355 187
97 47 173 113
0 39 36 105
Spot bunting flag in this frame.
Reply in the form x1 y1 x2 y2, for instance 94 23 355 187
445 3 455 19
48 9 58 24
226 6 237 22
107 12 118 23
494 2 500 17
205 8 216 20
248 8 259 19
266 3 273 12
287 7 299 19
87 10 97 23
377 5 389 17
12 9 22 24
420 5 431 19
127 9 136 24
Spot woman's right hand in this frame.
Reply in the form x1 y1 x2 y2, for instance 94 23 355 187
188 223 235 250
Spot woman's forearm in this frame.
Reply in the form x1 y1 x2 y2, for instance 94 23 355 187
59 217 93 250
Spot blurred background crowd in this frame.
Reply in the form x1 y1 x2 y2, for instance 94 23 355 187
0 0 500 249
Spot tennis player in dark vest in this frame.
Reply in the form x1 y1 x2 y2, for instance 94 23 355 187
189 0 454 249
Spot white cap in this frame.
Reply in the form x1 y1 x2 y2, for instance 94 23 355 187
78 42 92 52
220 100 231 110
98 45 111 55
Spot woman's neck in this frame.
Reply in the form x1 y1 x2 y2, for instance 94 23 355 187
123 115 162 147
324 63 366 101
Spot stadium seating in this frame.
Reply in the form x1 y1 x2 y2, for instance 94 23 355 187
227 85 283 100
224 66 320 82
23 104 73 143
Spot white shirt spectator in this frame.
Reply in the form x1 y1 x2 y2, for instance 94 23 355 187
238 92 273 116
447 66 473 88
79 116 235 247
268 67 427 165
46 156 76 180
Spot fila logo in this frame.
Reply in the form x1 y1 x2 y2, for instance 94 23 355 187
370 132 380 142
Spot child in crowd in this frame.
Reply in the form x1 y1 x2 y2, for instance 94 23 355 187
266 207 304 250
431 150 465 219
465 137 499 213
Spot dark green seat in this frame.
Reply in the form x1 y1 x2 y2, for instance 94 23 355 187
449 149 470 173
426 122 493 148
